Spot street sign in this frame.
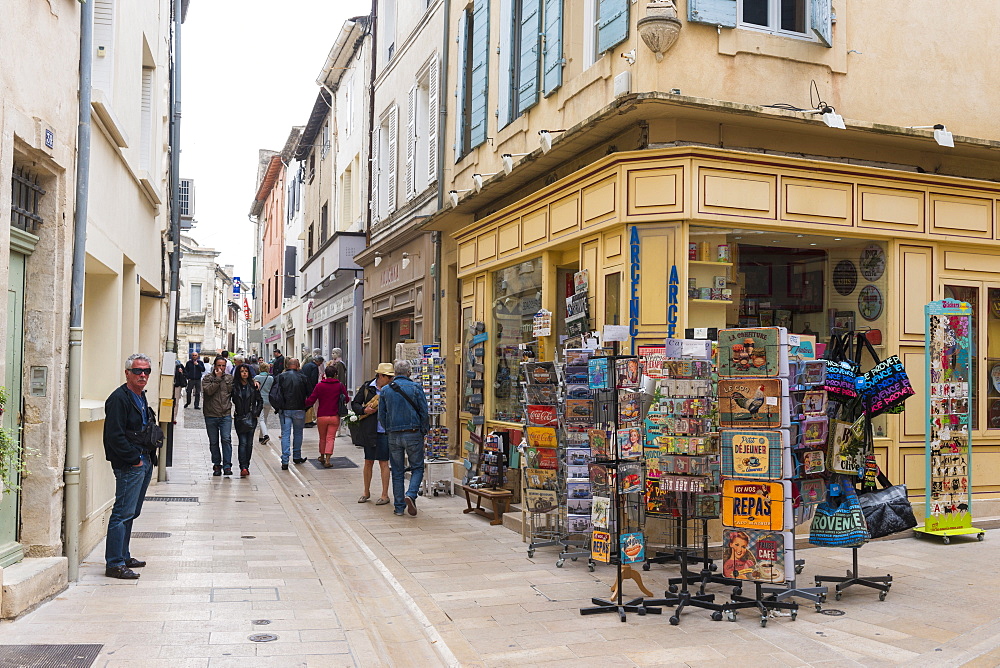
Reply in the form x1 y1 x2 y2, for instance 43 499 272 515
232 277 241 297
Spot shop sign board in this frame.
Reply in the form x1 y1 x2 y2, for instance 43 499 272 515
629 225 640 339
722 479 786 530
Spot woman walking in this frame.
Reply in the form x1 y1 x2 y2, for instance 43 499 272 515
351 363 393 505
305 365 351 467
232 363 263 477
253 362 274 445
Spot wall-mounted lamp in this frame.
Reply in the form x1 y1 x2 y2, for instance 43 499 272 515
806 105 846 129
449 188 472 208
501 152 530 175
908 124 954 147
620 49 636 65
538 129 566 154
374 251 383 267
472 172 498 193
353 277 362 290
401 251 421 270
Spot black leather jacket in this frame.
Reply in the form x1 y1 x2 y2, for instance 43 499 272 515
276 370 309 411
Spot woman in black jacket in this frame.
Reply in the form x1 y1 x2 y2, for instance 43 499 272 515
351 366 392 505
232 364 263 477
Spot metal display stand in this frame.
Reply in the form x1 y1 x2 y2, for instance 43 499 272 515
814 545 892 601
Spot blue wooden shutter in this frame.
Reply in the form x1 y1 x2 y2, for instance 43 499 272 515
810 0 833 47
455 9 468 160
687 0 736 28
596 0 629 54
517 0 541 113
469 0 491 149
542 0 563 96
497 0 513 127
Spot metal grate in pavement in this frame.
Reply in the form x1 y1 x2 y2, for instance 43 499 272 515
0 644 102 668
308 457 358 470
131 531 172 538
143 496 198 502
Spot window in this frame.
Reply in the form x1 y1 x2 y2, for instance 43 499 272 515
456 1 490 160
188 342 202 354
688 0 832 46
190 283 203 312
498 0 563 128
320 203 329 242
492 258 543 422
373 105 398 221
321 123 330 160
139 67 153 172
342 78 354 136
307 224 315 257
383 0 397 63
740 0 808 37
179 178 194 217
340 165 354 228
406 56 440 199
582 0 628 69
93 0 115 94
10 165 45 233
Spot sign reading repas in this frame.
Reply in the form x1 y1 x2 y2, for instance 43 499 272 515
722 480 786 531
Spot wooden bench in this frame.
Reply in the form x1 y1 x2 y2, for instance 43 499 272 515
458 484 513 526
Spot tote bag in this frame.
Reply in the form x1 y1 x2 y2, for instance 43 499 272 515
822 333 859 400
809 480 870 548
855 333 915 417
859 471 918 539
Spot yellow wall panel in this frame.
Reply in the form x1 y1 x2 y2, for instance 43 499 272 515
498 223 520 256
782 178 852 225
522 208 548 246
550 194 580 236
459 241 476 269
943 251 1000 273
478 232 497 263
462 278 475 299
859 187 925 232
700 170 776 217
604 233 622 260
628 166 683 215
581 240 599 320
900 246 932 339
582 177 616 226
901 348 926 440
902 450 926 493
931 195 993 237
638 229 674 326
474 274 486 321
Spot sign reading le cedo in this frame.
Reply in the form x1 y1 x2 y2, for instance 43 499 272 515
722 480 785 530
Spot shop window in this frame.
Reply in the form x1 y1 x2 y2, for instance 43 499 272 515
492 259 542 422
605 272 621 326
945 285 979 430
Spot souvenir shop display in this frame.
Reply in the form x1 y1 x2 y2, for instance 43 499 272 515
463 322 488 484
477 434 508 488
558 346 597 569
522 359 565 559
914 300 985 544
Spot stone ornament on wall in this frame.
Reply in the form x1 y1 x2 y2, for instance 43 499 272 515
638 0 682 62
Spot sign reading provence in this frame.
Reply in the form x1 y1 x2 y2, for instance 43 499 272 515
915 299 985 543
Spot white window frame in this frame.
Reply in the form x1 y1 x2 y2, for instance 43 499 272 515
737 0 816 41
582 0 599 69
343 77 354 136
190 283 203 312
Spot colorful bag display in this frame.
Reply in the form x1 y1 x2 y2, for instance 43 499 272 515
859 472 918 539
855 333 915 417
821 333 859 399
809 479 870 548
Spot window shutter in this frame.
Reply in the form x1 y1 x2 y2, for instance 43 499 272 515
455 11 468 159
469 0 491 149
340 169 353 226
497 0 513 128
686 0 736 28
386 104 398 214
517 0 541 113
810 0 833 47
139 68 153 172
93 0 115 94
427 54 439 184
596 0 629 54
370 127 380 222
406 85 417 199
542 0 563 96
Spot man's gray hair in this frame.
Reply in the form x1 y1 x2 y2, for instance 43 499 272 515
330 348 342 359
312 348 322 355
234 354 246 363
393 359 412 377
125 353 152 370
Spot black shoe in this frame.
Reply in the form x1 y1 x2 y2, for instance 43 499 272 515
261 435 270 444
281 463 289 470
195 405 201 410
184 403 190 408
213 465 222 477
125 557 146 568
405 496 418 516
106 565 140 580
293 458 307 464
305 422 316 428
223 467 233 476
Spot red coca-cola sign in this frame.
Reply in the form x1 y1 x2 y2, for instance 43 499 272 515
526 405 558 426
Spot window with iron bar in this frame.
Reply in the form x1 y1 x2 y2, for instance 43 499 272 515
11 165 45 233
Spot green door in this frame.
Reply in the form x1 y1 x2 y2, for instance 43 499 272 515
0 251 26 566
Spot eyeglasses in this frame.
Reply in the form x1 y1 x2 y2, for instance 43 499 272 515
128 368 152 375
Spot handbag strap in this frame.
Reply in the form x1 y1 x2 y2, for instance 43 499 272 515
854 332 882 367
389 381 424 417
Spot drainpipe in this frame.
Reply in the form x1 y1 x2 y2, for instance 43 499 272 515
65 0 95 583
364 2 377 247
432 0 450 346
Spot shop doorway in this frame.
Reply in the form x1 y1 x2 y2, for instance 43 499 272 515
1 251 26 567
382 312 415 362
330 317 349 382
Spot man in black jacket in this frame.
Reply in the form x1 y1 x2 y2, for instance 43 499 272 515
301 354 323 427
183 351 206 408
276 358 310 469
271 349 285 376
103 353 157 579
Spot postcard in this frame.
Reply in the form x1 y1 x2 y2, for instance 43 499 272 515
566 448 593 467
616 427 643 459
720 429 789 480
524 468 558 490
717 327 789 378
722 529 790 584
615 357 642 389
524 362 557 385
567 516 592 534
589 429 613 460
718 378 789 429
567 498 593 516
801 450 825 475
564 348 593 367
618 462 643 493
591 495 611 529
646 478 672 515
591 530 612 563
526 425 558 449
567 480 593 501
620 532 645 565
524 489 558 513
802 416 829 447
588 357 610 390
565 399 594 427
617 390 642 426
526 406 558 427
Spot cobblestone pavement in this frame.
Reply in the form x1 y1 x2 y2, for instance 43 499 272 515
1 408 999 667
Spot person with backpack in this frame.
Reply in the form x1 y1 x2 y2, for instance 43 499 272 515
231 364 263 478
253 361 275 445
305 365 351 468
351 362 393 506
378 359 430 517
270 357 310 470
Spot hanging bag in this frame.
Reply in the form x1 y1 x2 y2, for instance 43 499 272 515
858 470 918 539
809 477 870 548
821 332 859 400
855 333 914 417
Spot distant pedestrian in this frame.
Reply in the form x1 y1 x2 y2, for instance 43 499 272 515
302 354 323 428
184 351 206 408
379 359 430 517
219 350 234 375
103 353 162 579
351 363 393 506
305 365 350 468
253 362 274 445
202 356 234 476
172 360 186 423
232 364 263 478
271 349 285 376
275 358 310 469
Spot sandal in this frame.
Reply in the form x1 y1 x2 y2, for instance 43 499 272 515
375 497 390 506
357 495 370 503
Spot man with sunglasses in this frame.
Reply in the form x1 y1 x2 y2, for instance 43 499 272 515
202 355 236 475
103 353 158 579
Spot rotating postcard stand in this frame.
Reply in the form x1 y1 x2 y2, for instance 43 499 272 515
581 358 661 621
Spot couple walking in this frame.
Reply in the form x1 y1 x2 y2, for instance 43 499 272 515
268 357 350 469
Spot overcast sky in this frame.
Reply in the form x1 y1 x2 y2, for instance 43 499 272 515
182 0 371 285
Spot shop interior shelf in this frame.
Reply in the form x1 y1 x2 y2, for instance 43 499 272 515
689 299 734 305
689 260 734 267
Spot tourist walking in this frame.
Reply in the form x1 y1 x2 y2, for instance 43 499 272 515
274 358 309 470
232 363 263 478
305 366 350 468
103 353 161 579
378 359 430 517
271 349 285 376
302 354 323 428
202 356 234 476
351 363 393 506
184 351 205 408
253 362 275 445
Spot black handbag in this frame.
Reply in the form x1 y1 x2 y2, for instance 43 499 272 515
858 471 917 539
235 415 258 434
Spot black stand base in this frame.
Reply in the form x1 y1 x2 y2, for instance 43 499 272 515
645 590 723 626
813 547 892 602
580 597 662 622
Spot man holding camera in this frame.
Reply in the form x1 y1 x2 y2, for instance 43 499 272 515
103 353 162 579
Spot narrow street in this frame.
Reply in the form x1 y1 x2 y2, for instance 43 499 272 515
2 409 1000 667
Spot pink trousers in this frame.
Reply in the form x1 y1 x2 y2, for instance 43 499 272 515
317 416 340 455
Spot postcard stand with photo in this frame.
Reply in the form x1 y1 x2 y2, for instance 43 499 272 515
558 346 597 570
520 359 564 559
580 355 662 621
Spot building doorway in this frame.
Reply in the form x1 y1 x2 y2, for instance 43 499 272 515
1 251 26 566
382 312 415 362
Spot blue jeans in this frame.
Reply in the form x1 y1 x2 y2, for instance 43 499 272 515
280 410 306 464
388 431 425 513
105 453 153 568
236 428 254 470
205 415 233 468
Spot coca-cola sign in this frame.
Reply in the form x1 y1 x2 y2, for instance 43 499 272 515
526 405 558 426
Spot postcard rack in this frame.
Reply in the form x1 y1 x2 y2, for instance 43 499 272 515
521 360 565 560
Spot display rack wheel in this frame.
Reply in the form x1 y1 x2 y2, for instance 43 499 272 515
942 536 950 545
760 617 768 628
791 611 797 621
669 616 680 626
878 591 888 602
556 559 565 568
835 591 842 601
588 561 596 572
726 610 738 622
642 562 650 571
978 533 985 541
668 585 678 594
433 490 439 496
819 594 827 604
527 549 535 559
711 611 723 622
638 608 646 616
795 564 804 575
815 603 823 612
709 562 718 572
733 588 743 597
418 490 424 496
571 557 578 562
